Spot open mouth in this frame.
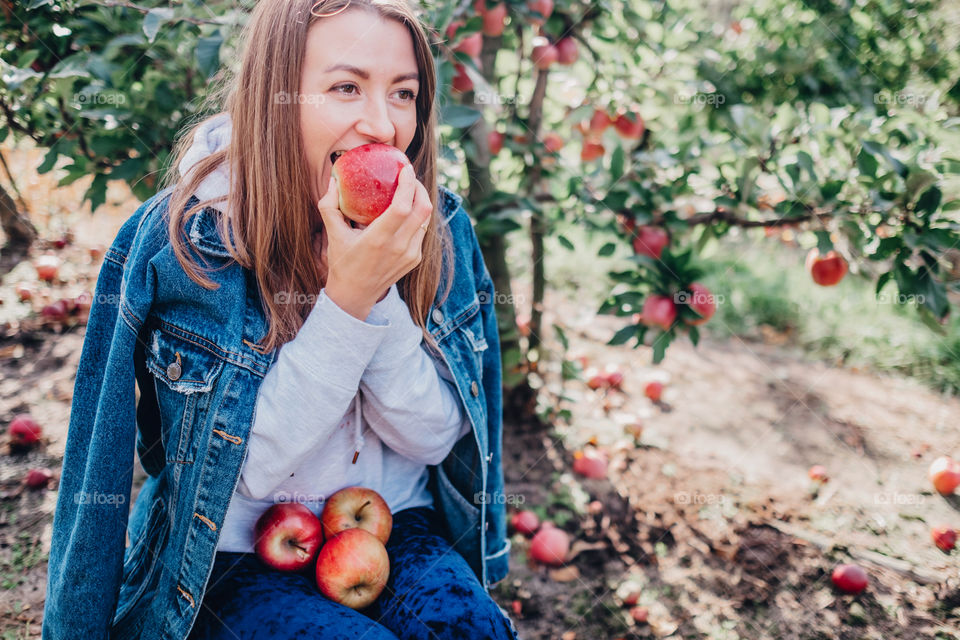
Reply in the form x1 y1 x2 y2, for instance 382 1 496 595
330 150 346 165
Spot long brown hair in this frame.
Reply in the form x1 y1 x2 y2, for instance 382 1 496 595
161 0 452 354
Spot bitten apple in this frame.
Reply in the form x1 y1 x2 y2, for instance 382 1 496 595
254 503 323 572
321 486 393 545
315 528 390 609
331 143 413 225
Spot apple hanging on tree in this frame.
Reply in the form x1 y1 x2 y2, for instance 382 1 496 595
631 226 669 259
806 248 848 286
555 37 579 65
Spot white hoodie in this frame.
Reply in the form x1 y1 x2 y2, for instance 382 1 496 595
178 114 470 552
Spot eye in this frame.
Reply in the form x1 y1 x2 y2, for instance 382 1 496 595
332 83 359 95
396 89 417 102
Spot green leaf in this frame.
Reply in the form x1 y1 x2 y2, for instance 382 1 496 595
610 146 625 182
814 230 833 254
857 148 878 178
598 242 616 257
557 235 574 250
608 325 636 346
37 147 59 174
440 104 481 128
875 271 892 296
196 34 223 79
797 151 816 182
914 186 941 216
143 8 175 43
84 174 108 213
553 324 569 350
820 180 843 201
688 325 700 346
651 331 673 364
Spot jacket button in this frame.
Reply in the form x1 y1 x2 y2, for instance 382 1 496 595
431 308 444 324
470 381 479 397
486 452 493 464
167 361 182 381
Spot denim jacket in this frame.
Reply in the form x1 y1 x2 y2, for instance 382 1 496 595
41 185 509 640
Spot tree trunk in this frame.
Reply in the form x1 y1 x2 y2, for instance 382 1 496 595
526 69 549 353
0 181 36 249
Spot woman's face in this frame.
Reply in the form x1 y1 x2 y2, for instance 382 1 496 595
299 8 421 204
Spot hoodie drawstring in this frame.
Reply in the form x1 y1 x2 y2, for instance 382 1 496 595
352 391 364 464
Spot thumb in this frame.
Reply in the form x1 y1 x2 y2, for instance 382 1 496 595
316 174 348 237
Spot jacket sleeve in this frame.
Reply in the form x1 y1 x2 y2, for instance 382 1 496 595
42 198 165 640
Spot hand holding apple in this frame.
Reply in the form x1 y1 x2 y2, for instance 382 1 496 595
316 158 432 320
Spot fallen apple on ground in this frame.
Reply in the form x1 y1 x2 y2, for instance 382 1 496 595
929 456 960 495
630 606 649 623
8 414 43 449
572 450 608 479
931 525 956 552
25 468 54 490
332 143 413 226
831 563 868 594
34 255 60 282
254 503 323 572
529 525 570 566
644 381 664 403
510 510 540 536
315 528 390 610
808 465 828 483
321 486 393 545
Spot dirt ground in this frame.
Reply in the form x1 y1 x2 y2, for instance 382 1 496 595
1 145 959 639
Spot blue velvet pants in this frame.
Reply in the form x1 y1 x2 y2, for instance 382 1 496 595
187 507 519 639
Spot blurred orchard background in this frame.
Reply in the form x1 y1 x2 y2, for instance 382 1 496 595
2 0 960 638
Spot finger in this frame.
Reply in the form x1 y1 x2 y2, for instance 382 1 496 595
371 165 417 235
401 179 433 239
316 175 350 239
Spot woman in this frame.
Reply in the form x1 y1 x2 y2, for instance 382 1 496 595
41 1 515 639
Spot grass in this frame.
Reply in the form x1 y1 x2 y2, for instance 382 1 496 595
0 533 46 590
530 221 960 396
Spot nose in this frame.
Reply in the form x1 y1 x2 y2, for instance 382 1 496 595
355 95 395 143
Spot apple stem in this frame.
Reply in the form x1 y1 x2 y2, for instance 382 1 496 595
356 500 371 521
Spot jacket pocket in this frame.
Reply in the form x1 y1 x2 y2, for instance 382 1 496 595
457 309 488 375
145 327 225 464
112 496 170 627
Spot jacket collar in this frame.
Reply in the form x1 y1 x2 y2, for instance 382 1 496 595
189 186 464 259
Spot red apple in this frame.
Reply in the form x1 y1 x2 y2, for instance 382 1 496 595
531 44 558 69
455 33 483 57
34 255 60 282
254 503 323 572
631 226 669 259
9 414 42 448
510 510 540 536
929 456 960 495
315 528 390 609
585 367 607 390
572 450 608 479
630 606 649 623
555 37 579 65
475 1 508 37
614 111 645 139
931 525 957 552
41 299 70 323
684 282 716 325
641 294 677 331
25 468 54 490
808 465 829 483
580 140 605 162
15 283 33 302
529 526 570 566
543 132 564 153
604 367 624 389
805 249 848 286
590 109 612 134
488 130 505 155
451 63 474 94
527 0 553 24
831 563 868 594
321 486 393 546
644 381 664 403
331 143 413 226
622 589 641 607
53 235 70 249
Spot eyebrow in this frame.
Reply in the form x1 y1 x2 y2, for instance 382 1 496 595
324 64 419 84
